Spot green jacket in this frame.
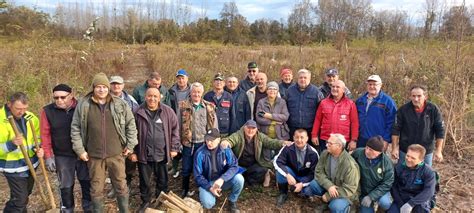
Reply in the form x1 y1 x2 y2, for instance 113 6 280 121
315 149 360 203
351 148 394 201
132 81 170 106
71 93 138 156
223 127 283 169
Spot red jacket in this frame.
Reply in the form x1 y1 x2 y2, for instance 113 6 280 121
311 96 359 142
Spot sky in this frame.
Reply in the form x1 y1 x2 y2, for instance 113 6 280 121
9 0 474 24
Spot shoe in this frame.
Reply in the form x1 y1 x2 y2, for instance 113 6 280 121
228 201 240 213
263 170 271 187
276 194 288 207
173 170 180 178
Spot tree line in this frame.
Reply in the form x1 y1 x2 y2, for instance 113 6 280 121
0 0 472 44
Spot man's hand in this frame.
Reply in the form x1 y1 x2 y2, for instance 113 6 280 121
12 135 24 146
213 178 224 189
360 196 372 207
328 186 339 198
391 147 399 161
170 151 178 158
286 174 297 186
122 148 131 156
322 194 329 203
348 141 356 151
220 140 230 149
294 183 303 193
383 140 389 152
35 147 44 158
400 203 413 213
128 154 138 162
210 186 222 197
80 152 89 161
45 157 56 172
311 137 319 146
282 141 293 147
434 150 443 163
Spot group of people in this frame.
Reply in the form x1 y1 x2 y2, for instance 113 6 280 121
0 61 445 213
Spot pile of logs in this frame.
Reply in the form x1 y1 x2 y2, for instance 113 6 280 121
144 191 202 213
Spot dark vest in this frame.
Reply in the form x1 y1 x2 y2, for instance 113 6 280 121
43 103 76 157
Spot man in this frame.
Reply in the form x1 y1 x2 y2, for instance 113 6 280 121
110 75 139 112
247 72 270 119
225 76 251 134
133 71 170 106
40 84 91 212
389 144 436 213
286 69 324 142
131 88 180 211
352 136 394 213
278 68 295 100
168 69 191 177
239 61 259 92
71 72 138 212
220 120 289 187
319 68 352 99
0 92 44 212
315 133 360 213
273 129 324 207
356 75 397 149
311 80 359 152
204 73 233 136
194 128 243 212
391 85 445 166
178 82 218 198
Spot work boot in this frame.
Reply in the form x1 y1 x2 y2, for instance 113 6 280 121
116 195 130 213
181 176 190 198
276 183 288 207
91 198 104 213
228 201 240 213
263 170 272 187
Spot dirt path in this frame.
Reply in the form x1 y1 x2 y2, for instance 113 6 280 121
121 44 151 91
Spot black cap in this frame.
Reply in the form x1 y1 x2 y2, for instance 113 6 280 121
366 136 384 152
244 120 257 128
214 73 224 81
325 68 339 76
247 62 258 69
53 84 72 93
205 128 220 141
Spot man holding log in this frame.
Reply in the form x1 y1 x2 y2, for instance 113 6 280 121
0 92 44 212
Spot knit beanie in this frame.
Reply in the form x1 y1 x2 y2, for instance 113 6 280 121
92 72 110 89
366 136 384 152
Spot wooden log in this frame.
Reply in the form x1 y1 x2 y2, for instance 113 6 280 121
158 192 192 212
162 200 181 212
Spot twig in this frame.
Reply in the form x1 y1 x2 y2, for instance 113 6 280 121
445 174 460 188
218 197 228 213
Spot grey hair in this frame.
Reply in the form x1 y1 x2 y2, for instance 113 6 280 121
9 92 28 104
330 133 346 148
190 82 204 91
297 69 311 77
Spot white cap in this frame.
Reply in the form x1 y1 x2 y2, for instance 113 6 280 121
367 75 382 83
110 76 124 84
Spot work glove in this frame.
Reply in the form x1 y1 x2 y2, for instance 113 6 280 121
361 196 372 207
46 157 56 172
400 203 413 213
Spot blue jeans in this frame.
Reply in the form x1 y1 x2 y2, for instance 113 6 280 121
399 151 433 166
181 143 204 177
360 192 392 213
276 166 325 196
329 198 351 213
198 174 244 209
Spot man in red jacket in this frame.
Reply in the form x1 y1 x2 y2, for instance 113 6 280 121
311 80 359 153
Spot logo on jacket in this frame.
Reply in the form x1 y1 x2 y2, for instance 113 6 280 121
377 168 382 174
340 115 347 121
414 178 424 185
305 162 311 168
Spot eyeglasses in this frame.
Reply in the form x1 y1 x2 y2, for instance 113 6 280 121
53 94 70 100
248 70 257 73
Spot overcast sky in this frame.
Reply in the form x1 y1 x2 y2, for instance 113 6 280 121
10 0 474 24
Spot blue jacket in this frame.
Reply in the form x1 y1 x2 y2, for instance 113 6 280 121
225 87 251 134
274 144 319 186
286 83 324 129
355 91 397 145
204 90 233 135
391 162 435 211
193 146 239 191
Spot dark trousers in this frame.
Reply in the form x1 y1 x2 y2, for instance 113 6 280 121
181 143 204 177
5 175 34 213
125 158 136 186
138 160 168 203
242 163 268 186
318 139 328 154
56 155 91 211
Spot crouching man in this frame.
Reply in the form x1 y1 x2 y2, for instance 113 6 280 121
273 129 324 207
194 128 243 213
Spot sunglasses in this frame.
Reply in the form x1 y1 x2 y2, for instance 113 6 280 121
248 70 257 73
53 94 70 100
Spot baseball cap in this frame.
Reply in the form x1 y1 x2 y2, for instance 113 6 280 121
325 68 339 76
110 76 124 84
205 128 221 141
214 73 224 81
244 120 257 128
176 69 188 77
367 75 382 83
247 62 258 69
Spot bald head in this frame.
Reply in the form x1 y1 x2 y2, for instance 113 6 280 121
255 72 268 90
145 87 161 110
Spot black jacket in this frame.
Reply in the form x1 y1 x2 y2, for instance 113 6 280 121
392 101 445 154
